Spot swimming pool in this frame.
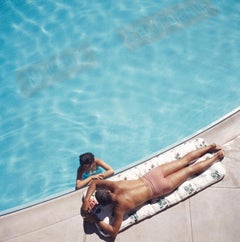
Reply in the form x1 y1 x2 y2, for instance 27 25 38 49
0 0 240 213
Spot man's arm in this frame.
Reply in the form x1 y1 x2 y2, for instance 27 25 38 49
87 206 125 238
81 180 97 215
81 180 115 215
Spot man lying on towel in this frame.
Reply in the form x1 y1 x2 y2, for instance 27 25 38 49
81 144 224 238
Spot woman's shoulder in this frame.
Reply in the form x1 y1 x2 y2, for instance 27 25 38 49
94 157 105 164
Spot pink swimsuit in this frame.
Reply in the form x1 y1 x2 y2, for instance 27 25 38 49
143 166 174 196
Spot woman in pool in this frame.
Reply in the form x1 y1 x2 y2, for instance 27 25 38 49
75 152 114 190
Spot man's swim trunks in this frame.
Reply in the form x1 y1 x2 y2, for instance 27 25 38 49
143 166 173 196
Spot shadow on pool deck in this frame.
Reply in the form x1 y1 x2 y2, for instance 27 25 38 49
0 107 240 242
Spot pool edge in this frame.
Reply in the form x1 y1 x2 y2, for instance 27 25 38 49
0 106 240 242
1 106 239 217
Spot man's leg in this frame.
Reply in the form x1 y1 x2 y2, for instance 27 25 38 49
161 144 220 177
166 150 224 190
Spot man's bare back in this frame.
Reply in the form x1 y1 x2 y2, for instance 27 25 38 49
110 178 152 212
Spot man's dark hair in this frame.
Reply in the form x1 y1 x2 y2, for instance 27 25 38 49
79 152 94 166
95 189 112 206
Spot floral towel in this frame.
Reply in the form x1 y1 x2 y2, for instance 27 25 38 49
89 138 226 237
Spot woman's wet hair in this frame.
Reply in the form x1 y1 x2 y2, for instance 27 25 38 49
79 152 94 166
95 189 112 206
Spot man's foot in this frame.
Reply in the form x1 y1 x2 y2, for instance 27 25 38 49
214 150 225 161
209 143 222 153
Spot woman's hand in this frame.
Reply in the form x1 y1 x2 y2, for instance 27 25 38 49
91 174 104 180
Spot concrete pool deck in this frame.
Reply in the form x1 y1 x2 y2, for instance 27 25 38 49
1 107 240 242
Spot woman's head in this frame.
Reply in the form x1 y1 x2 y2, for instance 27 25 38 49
79 152 94 166
95 189 112 206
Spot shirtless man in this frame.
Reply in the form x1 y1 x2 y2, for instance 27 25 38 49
81 144 224 238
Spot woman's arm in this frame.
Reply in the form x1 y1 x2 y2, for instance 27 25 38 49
76 175 98 190
75 167 91 190
75 165 104 190
95 158 114 178
76 157 114 190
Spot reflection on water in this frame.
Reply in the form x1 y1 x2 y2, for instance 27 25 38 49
118 0 219 50
16 43 98 97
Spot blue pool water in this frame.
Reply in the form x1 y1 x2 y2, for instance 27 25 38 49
0 0 240 213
